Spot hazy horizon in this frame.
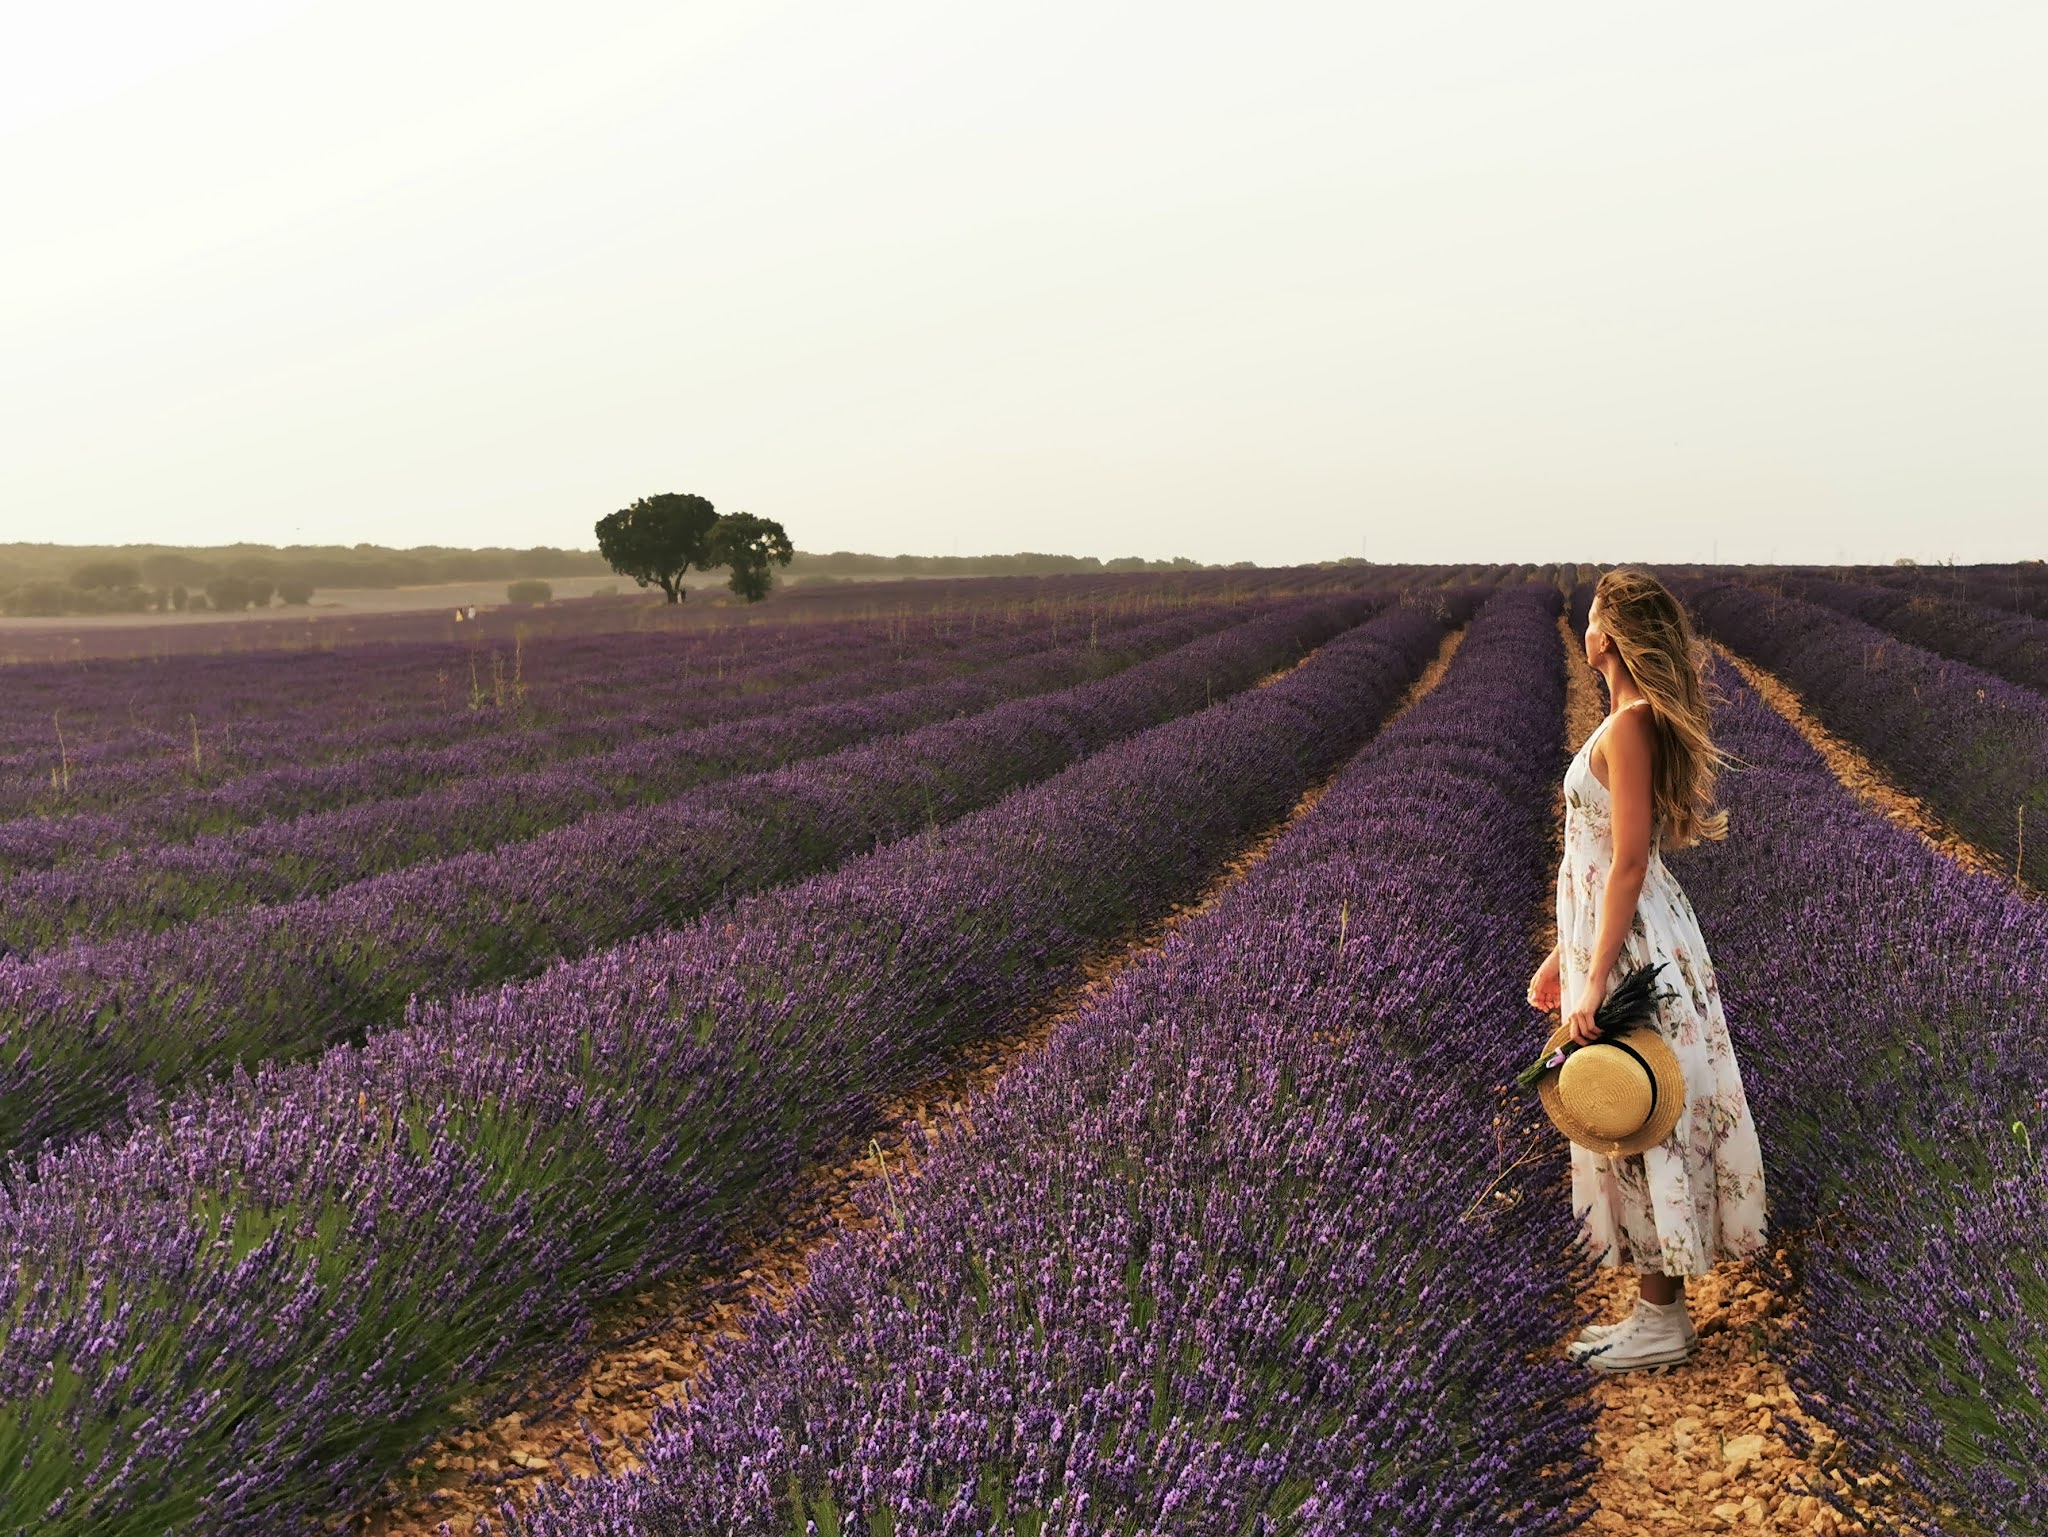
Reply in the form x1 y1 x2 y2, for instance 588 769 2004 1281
4 2 2043 566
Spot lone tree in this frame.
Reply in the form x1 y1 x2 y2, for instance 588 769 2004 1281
594 493 718 603
594 493 792 603
710 511 795 601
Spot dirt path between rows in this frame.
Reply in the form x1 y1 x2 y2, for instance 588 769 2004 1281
1714 642 2024 892
347 623 1467 1537
1546 621 1888 1535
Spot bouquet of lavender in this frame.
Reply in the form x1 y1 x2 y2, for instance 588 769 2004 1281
1514 960 1671 1090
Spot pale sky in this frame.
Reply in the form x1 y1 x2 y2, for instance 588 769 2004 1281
2 1 2043 565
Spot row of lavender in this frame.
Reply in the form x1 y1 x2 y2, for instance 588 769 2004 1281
1646 565 2048 629
1654 662 2048 1534
0 567 1235 736
0 602 1457 1533
510 583 1593 1535
0 566 1376 767
1767 574 2048 698
0 604 1248 944
0 606 1192 865
1856 562 2048 624
0 566 1476 795
1679 580 2048 888
0 609 848 781
0 608 1112 868
0 572 1257 795
0 563 1403 670
0 604 1108 819
0 596 1390 1156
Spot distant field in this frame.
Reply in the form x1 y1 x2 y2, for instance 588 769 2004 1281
0 572 618 624
0 570 813 647
0 569 990 631
0 567 1296 666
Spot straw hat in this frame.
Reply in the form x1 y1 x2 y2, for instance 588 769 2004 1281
1534 1020 1685 1157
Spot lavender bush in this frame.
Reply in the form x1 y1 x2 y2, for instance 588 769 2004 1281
0 601 1456 1534
1659 663 2048 1535
509 584 1598 1537
1684 581 2048 886
0 571 1260 809
0 616 850 806
0 605 1250 945
1773 575 2048 698
0 597 1391 1155
0 570 1209 752
1862 563 2048 624
0 604 1150 828
0 612 1046 866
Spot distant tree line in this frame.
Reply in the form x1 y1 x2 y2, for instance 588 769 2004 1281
0 535 1255 618
0 557 321 617
784 550 1229 578
0 543 613 618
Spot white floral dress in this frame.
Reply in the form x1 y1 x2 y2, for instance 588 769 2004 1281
1557 701 1769 1277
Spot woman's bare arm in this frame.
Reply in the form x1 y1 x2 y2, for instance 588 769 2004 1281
1569 706 1653 1042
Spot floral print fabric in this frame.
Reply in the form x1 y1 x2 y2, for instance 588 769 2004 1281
1556 704 1770 1277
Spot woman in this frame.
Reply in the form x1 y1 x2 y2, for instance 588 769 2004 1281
1526 569 1770 1372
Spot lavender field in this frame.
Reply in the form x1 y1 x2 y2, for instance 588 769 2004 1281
0 562 2042 1537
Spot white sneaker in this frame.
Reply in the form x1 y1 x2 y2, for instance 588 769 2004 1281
1575 1299 1697 1372
1567 1298 1648 1357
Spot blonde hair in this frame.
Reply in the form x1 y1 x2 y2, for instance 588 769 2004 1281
1589 568 1729 848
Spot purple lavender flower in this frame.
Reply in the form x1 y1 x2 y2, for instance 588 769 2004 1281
511 584 1595 1536
0 589 1472 1533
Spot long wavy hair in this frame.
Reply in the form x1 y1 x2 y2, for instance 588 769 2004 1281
1588 568 1729 848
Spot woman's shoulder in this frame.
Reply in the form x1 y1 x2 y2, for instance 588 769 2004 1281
1594 697 1654 743
1593 698 1656 769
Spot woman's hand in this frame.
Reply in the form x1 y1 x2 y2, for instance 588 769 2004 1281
1565 980 1605 1045
1526 947 1561 1011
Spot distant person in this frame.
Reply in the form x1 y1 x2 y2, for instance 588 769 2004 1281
466 605 476 620
1526 568 1768 1373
